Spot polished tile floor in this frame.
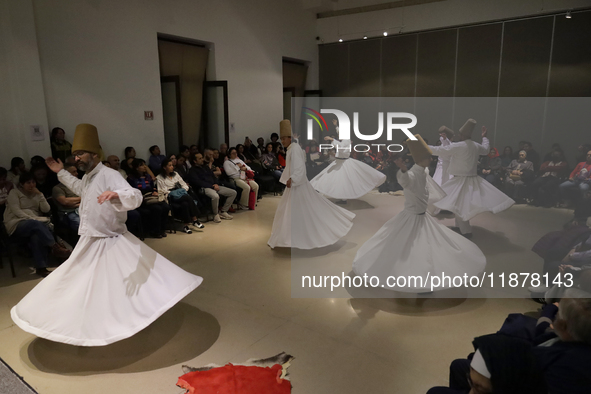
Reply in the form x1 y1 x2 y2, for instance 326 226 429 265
0 192 571 393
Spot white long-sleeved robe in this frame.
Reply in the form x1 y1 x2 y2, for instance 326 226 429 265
432 136 453 186
429 137 514 220
310 138 386 199
353 164 486 292
269 142 355 249
11 162 203 346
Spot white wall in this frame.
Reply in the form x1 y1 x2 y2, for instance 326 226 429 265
317 0 591 43
0 0 318 164
0 0 50 168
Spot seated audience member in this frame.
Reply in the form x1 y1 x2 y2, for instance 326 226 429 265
203 149 222 177
4 172 71 277
148 145 166 175
505 150 534 203
376 152 403 193
478 148 502 186
559 150 591 206
427 333 547 394
189 145 199 162
543 143 563 162
102 160 111 168
156 158 203 234
205 149 237 200
269 132 280 146
52 164 81 232
50 127 72 163
530 291 591 394
167 153 177 167
261 143 283 180
500 145 514 171
575 143 591 164
187 153 236 223
7 157 27 187
522 141 541 171
276 144 286 168
531 151 569 207
244 137 260 161
218 143 229 164
236 144 250 163
63 156 84 178
179 145 192 170
530 219 591 294
0 167 14 217
223 147 259 210
128 158 170 238
107 155 127 178
256 137 266 157
30 155 46 168
120 146 136 174
31 164 57 198
176 154 189 179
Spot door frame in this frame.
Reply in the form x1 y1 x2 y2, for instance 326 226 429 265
203 80 229 146
160 75 183 146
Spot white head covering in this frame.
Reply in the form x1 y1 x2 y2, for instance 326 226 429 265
470 349 491 379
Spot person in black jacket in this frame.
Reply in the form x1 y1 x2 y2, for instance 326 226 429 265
427 333 547 394
187 153 236 223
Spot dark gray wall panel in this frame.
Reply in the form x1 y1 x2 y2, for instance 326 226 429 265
319 43 349 96
381 35 417 97
456 23 503 97
499 17 553 97
349 40 381 97
416 29 456 97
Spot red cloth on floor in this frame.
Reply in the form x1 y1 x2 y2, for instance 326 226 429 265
177 363 291 394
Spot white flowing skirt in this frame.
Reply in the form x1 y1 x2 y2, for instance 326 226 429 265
434 175 515 221
268 181 355 249
11 232 202 346
310 158 386 199
352 210 486 292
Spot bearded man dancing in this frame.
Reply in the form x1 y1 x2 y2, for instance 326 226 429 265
11 123 203 346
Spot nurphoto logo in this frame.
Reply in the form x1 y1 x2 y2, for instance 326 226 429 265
304 108 417 153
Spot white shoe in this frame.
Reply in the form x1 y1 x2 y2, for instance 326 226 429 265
219 212 233 220
213 214 222 223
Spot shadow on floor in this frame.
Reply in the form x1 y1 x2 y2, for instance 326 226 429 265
21 302 220 375
469 226 525 256
328 199 375 211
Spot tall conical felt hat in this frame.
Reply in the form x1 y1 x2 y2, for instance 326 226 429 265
280 119 292 138
71 123 100 154
459 119 477 139
406 134 432 163
438 125 455 139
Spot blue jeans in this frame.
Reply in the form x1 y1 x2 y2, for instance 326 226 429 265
559 180 590 202
63 211 80 231
271 169 283 180
11 220 55 268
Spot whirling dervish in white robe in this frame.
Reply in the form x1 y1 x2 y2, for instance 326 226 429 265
11 124 203 346
310 136 386 200
429 119 514 236
268 120 355 249
432 127 454 187
352 135 486 292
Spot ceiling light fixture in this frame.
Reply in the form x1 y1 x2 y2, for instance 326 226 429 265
363 35 368 39
339 38 343 42
383 31 388 36
566 10 572 18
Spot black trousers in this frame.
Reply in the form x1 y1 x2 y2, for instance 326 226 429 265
170 194 198 223
137 201 170 235
427 358 470 394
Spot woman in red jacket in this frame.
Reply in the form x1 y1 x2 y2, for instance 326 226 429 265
559 150 591 206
